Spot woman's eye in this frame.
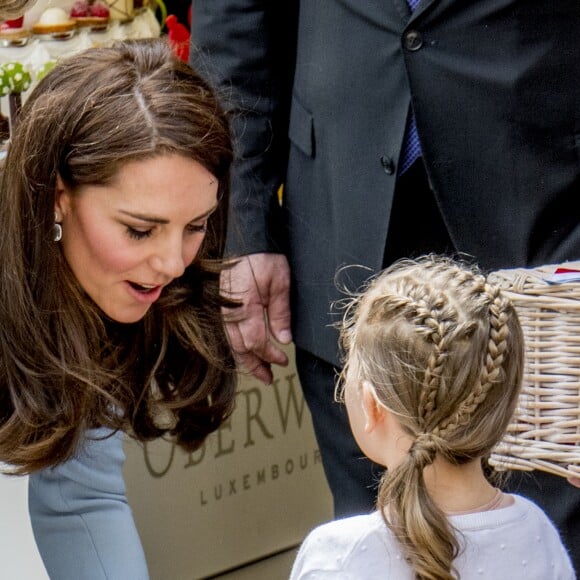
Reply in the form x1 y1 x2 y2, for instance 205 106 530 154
187 222 208 234
126 227 153 240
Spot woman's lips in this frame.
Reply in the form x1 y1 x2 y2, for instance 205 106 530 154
125 281 163 304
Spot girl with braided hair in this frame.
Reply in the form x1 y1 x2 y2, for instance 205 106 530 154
290 256 573 580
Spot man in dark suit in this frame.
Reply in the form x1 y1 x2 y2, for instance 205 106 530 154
191 0 580 568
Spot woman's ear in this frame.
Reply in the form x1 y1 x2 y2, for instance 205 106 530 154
361 380 387 433
54 174 71 220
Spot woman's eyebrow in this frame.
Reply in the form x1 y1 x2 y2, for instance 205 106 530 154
119 204 219 225
119 210 169 224
190 203 219 222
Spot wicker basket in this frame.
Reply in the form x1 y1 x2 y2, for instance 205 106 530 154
488 263 580 479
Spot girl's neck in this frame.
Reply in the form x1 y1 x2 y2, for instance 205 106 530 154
422 458 510 515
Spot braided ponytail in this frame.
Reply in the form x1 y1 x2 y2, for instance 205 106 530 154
378 430 459 580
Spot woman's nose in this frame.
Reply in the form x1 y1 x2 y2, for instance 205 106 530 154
149 236 188 280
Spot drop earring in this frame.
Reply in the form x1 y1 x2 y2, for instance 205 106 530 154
53 213 62 242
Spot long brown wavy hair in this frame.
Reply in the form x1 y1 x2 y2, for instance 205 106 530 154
0 39 237 474
339 256 524 580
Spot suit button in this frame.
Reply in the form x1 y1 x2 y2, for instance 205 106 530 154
404 30 423 51
380 156 395 175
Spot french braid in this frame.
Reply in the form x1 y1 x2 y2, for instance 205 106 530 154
436 282 513 437
365 277 459 429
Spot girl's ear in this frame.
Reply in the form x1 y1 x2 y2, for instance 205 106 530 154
361 380 386 433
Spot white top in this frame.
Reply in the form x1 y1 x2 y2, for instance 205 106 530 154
290 495 575 579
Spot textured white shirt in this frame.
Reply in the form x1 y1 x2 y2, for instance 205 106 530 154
290 495 575 579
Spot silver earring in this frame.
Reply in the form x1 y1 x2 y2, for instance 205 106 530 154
54 213 62 242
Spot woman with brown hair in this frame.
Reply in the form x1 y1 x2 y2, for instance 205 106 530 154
291 256 573 580
0 38 235 578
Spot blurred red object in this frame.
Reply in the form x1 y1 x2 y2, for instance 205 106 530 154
2 16 24 28
166 14 189 62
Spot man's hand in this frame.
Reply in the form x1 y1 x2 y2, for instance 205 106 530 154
221 253 292 384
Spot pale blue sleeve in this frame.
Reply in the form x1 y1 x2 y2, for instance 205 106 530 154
28 428 149 580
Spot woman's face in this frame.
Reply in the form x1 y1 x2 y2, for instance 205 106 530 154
55 154 219 323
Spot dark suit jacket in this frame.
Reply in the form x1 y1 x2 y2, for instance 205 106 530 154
192 0 579 367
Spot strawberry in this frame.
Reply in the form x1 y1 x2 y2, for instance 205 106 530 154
89 1 110 18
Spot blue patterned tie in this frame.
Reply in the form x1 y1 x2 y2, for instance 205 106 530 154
399 0 422 174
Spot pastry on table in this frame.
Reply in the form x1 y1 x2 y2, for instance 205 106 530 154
0 19 31 45
70 0 110 29
32 7 76 35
